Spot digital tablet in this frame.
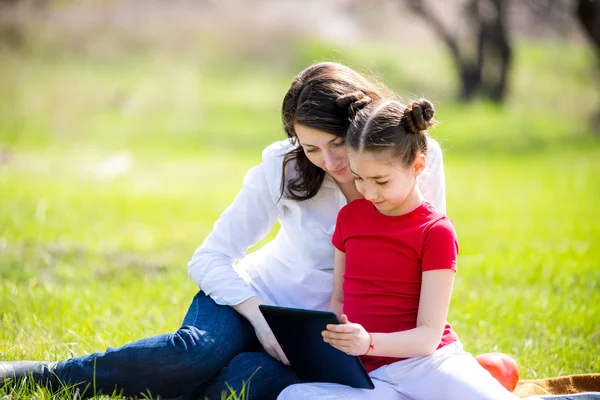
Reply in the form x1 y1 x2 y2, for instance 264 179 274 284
258 304 375 390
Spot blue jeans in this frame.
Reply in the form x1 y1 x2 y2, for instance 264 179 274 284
55 291 300 399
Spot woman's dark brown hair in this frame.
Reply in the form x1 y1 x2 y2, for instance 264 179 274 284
280 62 389 201
345 99 436 165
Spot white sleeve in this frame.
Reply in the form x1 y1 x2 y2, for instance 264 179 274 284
420 137 447 215
187 148 283 306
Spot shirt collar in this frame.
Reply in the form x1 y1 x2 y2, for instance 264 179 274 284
321 173 340 189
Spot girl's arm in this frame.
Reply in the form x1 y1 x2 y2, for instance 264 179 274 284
366 269 455 357
323 269 455 358
327 248 346 317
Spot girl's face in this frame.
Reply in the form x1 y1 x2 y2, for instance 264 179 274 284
294 124 355 183
348 150 426 216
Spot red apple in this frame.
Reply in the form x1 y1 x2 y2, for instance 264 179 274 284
475 352 520 392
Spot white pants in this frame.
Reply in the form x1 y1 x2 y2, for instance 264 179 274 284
278 342 519 400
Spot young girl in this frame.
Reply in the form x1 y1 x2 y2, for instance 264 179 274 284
278 99 518 400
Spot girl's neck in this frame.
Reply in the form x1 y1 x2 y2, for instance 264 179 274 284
384 185 425 217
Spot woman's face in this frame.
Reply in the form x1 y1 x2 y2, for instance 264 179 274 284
294 124 355 183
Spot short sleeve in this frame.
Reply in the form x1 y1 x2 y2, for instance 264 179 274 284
421 217 458 272
332 206 347 252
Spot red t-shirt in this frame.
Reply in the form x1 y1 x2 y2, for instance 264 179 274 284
332 199 459 373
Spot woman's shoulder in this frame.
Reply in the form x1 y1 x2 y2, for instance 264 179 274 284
249 140 295 202
261 139 294 163
253 139 294 181
426 136 442 158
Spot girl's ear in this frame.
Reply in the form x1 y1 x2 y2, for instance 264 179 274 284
412 153 427 176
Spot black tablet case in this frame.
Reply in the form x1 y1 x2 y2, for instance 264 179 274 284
259 304 375 390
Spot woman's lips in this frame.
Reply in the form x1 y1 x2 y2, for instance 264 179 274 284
332 165 348 174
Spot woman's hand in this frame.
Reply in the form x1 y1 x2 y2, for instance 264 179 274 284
233 296 290 365
250 313 290 365
322 314 371 356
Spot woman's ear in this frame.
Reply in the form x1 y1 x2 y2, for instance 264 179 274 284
412 153 427 177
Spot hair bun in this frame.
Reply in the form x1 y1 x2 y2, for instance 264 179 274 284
401 99 435 134
336 91 373 119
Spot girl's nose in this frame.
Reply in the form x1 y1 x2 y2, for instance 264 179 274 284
364 185 378 201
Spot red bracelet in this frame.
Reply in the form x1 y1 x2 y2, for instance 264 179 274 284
364 333 375 355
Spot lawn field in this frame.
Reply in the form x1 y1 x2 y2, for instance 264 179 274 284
1 41 599 399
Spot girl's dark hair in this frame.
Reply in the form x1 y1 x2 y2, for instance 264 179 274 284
280 62 388 201
345 98 436 166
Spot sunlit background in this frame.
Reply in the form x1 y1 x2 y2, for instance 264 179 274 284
1 0 599 397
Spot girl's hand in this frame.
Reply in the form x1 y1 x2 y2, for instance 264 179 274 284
322 314 371 356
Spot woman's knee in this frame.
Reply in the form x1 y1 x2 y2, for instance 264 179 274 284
166 327 232 374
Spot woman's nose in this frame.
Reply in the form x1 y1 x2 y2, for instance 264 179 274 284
323 150 340 171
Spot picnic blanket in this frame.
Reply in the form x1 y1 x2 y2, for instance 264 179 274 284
514 374 600 398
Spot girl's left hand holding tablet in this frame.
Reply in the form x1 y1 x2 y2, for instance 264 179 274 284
322 314 371 356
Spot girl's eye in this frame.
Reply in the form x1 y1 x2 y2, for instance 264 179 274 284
305 148 317 154
376 181 389 186
332 140 345 147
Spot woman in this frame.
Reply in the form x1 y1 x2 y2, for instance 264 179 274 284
0 62 446 400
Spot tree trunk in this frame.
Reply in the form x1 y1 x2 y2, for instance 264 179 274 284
575 0 600 133
576 0 600 61
479 0 512 102
402 0 511 103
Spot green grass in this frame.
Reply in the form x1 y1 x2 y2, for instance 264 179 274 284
1 40 599 398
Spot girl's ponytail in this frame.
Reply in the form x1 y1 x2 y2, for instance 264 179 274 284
401 99 436 134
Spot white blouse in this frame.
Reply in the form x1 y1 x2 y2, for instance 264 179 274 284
188 138 446 311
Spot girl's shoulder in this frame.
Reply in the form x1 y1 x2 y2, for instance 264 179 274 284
421 203 457 239
336 199 373 225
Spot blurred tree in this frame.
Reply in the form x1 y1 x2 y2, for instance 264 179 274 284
575 0 600 130
0 0 23 49
576 0 600 60
402 0 512 103
0 0 48 49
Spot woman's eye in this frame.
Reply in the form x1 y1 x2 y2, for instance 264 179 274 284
376 181 389 186
332 140 345 147
304 148 317 154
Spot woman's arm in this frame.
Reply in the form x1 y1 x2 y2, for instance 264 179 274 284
327 249 346 317
323 269 455 357
188 144 291 364
188 146 283 307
